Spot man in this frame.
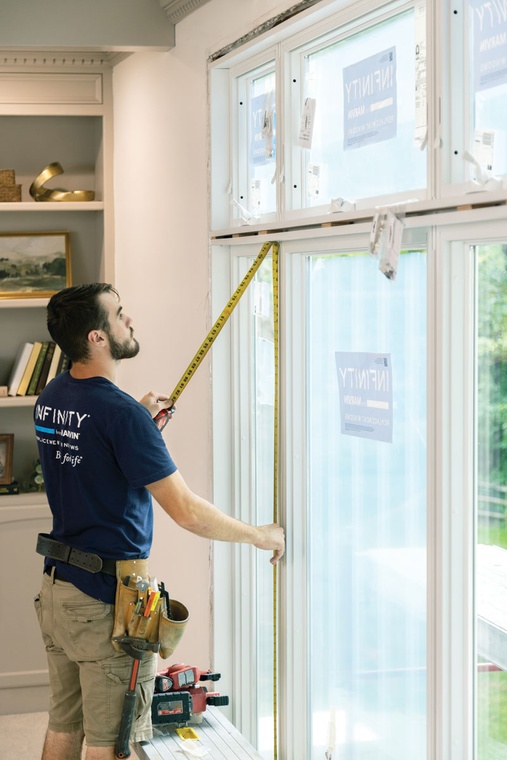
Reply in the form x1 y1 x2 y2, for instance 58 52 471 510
33 283 285 760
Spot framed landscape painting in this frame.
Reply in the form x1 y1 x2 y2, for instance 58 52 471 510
0 434 14 485
0 231 71 299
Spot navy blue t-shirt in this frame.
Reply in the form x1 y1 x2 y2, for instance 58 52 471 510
34 372 177 603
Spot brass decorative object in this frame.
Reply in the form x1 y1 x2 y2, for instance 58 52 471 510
30 162 95 202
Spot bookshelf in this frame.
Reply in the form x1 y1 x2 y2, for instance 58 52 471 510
0 57 115 497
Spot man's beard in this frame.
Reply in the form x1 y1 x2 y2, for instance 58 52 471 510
106 328 140 360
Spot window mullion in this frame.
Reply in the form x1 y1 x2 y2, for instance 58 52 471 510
435 231 476 760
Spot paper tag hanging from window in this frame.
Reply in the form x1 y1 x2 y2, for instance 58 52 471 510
298 97 317 149
379 210 403 281
369 210 386 257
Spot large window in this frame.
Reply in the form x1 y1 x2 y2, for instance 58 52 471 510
209 1 507 758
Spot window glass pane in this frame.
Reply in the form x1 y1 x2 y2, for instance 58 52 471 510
238 70 276 219
307 250 427 759
475 242 507 758
468 2 507 178
298 9 426 207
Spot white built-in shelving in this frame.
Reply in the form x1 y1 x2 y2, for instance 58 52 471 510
0 55 114 498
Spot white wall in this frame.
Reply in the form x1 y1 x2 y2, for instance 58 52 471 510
112 0 290 667
113 48 214 667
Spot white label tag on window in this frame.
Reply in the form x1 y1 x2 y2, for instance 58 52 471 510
307 163 320 198
298 97 317 149
250 178 262 212
473 129 495 173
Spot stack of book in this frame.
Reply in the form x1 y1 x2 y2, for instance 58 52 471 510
7 341 70 397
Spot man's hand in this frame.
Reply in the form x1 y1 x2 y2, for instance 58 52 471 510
139 391 175 420
254 523 285 564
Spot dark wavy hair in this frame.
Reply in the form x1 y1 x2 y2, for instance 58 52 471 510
47 283 118 363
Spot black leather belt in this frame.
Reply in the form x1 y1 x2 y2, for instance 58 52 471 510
36 533 117 577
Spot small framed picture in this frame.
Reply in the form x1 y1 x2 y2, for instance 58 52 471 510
0 231 71 299
0 434 14 485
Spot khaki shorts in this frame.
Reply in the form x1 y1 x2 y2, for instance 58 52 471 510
34 568 157 747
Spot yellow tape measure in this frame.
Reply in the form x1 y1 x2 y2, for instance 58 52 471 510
272 242 280 760
154 241 278 431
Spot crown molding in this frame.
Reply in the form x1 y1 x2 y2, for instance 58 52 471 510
0 50 118 68
158 0 212 25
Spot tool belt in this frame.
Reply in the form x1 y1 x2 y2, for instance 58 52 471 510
36 533 117 576
36 534 189 658
112 559 189 659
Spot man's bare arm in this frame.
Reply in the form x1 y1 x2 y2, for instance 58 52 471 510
147 470 285 564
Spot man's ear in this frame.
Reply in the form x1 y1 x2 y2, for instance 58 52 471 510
88 329 107 348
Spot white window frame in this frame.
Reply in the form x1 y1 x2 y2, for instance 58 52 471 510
208 0 507 756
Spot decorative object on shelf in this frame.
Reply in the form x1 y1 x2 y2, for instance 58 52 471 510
0 231 71 299
0 168 22 202
30 162 95 202
0 433 14 485
0 480 19 495
23 459 45 493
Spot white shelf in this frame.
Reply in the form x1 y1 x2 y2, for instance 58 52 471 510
0 490 48 509
0 395 37 407
0 201 104 211
0 297 48 308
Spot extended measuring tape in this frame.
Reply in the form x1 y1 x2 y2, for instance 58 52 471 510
154 239 281 760
272 240 280 760
154 240 279 430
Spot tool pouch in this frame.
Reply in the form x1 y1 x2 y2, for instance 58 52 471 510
111 559 189 658
159 599 190 659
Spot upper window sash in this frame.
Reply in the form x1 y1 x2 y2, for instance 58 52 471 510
284 0 428 216
440 0 507 195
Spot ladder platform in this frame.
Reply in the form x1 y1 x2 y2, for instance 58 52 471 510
135 706 263 760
